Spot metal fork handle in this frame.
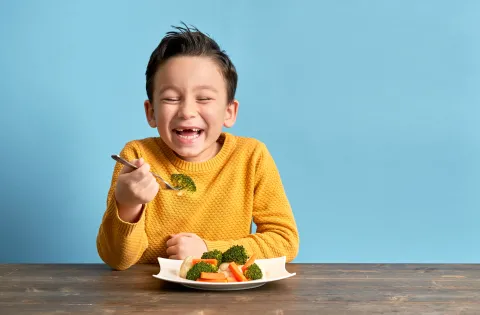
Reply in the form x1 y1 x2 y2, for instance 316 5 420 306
111 155 177 190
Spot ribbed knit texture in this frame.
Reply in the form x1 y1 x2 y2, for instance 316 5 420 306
96 132 299 270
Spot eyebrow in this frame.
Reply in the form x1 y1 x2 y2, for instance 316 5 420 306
193 85 218 93
157 85 180 95
157 85 218 95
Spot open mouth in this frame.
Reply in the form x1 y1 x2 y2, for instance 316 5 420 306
173 128 204 140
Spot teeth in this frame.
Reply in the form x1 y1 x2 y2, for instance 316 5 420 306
175 128 201 132
177 133 200 140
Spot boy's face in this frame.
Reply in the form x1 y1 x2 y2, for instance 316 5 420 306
144 56 238 162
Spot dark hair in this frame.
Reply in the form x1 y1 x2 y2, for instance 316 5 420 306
145 23 238 103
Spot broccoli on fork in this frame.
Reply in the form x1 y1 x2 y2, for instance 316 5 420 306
171 174 196 193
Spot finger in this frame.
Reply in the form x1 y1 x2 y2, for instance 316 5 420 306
129 163 152 182
134 179 158 204
166 236 180 247
171 233 198 239
169 255 180 260
135 171 155 188
166 233 192 247
134 162 151 176
147 179 160 197
166 244 180 256
119 158 144 174
121 173 153 200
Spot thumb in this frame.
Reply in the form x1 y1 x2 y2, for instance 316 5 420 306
132 157 144 167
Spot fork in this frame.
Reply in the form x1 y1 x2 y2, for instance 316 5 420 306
111 154 178 190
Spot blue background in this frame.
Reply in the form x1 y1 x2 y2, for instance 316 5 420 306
0 0 478 263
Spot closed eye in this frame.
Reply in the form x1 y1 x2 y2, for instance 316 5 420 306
162 98 180 103
197 97 214 102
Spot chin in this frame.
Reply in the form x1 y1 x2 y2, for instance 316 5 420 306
175 148 202 157
161 131 219 162
176 149 210 162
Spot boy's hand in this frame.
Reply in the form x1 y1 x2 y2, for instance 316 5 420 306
166 233 208 260
115 158 159 222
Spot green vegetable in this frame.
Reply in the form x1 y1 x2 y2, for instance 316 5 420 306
171 174 196 193
243 263 263 280
222 245 248 265
186 262 218 281
201 250 223 267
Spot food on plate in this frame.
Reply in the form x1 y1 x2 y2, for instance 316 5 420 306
178 245 264 282
221 244 248 264
201 249 223 266
243 263 263 280
185 261 218 281
192 258 218 265
228 261 247 281
179 256 194 278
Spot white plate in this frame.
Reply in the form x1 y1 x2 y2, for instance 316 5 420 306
153 256 296 291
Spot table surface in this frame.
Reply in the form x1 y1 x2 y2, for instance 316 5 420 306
1 263 479 314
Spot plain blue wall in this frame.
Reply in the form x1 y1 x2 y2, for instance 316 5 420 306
0 0 478 263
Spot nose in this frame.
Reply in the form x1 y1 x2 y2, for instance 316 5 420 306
177 99 197 119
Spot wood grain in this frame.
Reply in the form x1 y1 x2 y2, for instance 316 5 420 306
1 263 479 314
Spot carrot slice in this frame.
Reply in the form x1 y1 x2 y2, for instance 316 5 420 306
192 259 217 266
228 262 247 282
227 277 237 282
197 278 228 283
200 272 226 280
241 254 256 272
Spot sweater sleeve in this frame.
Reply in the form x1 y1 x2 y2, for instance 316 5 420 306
96 141 149 270
204 143 300 262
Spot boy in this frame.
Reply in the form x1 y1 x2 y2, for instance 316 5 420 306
96 24 299 270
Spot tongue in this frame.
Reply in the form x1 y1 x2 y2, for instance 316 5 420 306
179 130 198 136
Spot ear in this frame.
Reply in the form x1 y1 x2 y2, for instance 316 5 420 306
144 100 157 128
223 99 239 128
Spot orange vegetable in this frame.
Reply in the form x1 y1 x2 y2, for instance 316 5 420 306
227 277 237 282
192 259 217 266
197 278 228 283
228 262 247 282
200 272 226 280
241 254 256 272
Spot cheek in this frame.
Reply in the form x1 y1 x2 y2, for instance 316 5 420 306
202 107 226 124
156 107 174 125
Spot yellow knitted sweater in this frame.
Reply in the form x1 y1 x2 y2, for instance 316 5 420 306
96 132 299 270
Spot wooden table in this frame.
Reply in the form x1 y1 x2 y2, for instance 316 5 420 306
1 263 479 314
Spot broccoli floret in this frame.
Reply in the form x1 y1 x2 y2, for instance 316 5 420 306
201 250 223 267
222 245 248 265
186 262 218 281
171 174 196 193
244 263 263 280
